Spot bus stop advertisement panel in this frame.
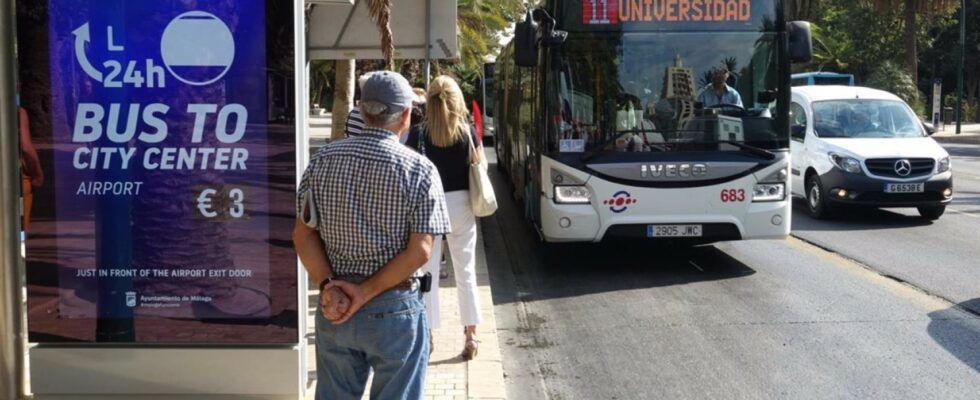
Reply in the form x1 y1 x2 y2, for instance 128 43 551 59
19 0 298 346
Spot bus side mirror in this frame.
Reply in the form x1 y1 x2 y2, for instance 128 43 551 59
787 21 813 64
791 124 806 140
514 12 539 67
757 90 777 104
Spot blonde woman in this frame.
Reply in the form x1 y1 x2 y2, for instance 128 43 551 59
406 76 483 360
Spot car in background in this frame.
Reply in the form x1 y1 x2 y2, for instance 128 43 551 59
790 86 953 220
792 72 855 87
483 116 495 145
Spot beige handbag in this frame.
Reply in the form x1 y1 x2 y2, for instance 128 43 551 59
466 132 498 217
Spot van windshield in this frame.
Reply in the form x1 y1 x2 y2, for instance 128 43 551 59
812 100 925 139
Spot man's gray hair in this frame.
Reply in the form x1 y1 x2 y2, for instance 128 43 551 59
360 102 403 126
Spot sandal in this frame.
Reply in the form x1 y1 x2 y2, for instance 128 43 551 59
461 333 479 361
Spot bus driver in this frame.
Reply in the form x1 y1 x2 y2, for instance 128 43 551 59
697 66 743 108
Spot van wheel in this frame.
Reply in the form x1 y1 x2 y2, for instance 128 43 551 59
806 175 835 219
917 206 945 220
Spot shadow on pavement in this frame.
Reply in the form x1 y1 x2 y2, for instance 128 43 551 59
483 162 755 305
791 198 934 232
927 298 980 373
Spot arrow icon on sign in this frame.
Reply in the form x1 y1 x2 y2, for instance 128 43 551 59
72 23 103 83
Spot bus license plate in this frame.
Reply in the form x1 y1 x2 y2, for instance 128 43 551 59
884 183 924 193
647 225 703 238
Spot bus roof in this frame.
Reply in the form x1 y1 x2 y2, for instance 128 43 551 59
791 72 855 80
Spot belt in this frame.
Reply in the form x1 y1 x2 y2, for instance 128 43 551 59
334 274 420 292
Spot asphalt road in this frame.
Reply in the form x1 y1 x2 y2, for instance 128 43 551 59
483 149 980 399
792 142 980 315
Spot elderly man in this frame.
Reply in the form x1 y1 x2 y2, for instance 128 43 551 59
697 66 743 108
294 71 451 400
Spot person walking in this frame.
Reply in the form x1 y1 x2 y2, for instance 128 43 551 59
294 71 451 400
406 76 484 360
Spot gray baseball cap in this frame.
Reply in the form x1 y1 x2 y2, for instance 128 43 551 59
360 71 414 115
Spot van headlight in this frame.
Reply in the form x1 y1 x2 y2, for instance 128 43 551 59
753 183 786 202
829 153 862 174
554 186 591 204
937 156 951 173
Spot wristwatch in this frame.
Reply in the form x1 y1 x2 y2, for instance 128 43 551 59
318 276 332 292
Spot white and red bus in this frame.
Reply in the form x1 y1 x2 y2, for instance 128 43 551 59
493 0 812 244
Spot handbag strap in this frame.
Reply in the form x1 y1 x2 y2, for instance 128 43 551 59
464 125 477 165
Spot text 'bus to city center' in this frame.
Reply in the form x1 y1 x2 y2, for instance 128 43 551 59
494 0 812 244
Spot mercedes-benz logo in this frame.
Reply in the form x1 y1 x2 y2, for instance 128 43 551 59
894 159 912 176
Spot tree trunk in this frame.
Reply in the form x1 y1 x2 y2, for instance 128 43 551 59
905 0 918 84
332 59 355 140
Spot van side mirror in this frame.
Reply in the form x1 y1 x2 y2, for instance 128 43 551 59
923 122 937 136
514 11 539 67
787 21 813 64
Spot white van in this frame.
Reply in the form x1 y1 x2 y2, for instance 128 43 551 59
790 86 953 220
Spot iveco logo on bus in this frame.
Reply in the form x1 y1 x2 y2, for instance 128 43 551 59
641 163 708 179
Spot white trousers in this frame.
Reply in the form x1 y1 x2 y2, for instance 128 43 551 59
423 190 482 329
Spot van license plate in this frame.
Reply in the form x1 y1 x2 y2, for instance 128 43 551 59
647 225 703 238
884 183 925 193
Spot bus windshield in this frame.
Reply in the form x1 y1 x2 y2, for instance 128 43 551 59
549 32 785 154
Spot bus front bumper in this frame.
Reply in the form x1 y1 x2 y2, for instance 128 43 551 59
540 198 791 244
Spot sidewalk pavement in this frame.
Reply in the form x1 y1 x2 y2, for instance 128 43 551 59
304 115 507 400
931 122 980 145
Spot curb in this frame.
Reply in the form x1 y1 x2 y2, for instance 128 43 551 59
933 135 980 146
466 219 508 400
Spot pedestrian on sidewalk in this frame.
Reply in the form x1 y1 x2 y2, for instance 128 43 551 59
406 75 485 360
294 71 451 400
343 71 379 137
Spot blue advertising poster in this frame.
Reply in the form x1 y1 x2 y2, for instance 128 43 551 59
20 0 298 343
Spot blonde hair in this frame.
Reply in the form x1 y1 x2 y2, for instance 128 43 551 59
424 76 470 148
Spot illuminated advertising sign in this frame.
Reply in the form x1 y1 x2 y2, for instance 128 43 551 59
572 0 777 31
20 0 298 344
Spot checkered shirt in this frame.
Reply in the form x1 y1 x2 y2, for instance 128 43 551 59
297 127 451 277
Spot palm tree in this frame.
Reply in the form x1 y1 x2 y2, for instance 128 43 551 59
789 0 823 21
809 23 852 72
365 0 395 70
331 60 355 140
871 0 959 83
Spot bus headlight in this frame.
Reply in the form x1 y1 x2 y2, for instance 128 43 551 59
554 186 591 204
937 156 951 173
753 183 785 202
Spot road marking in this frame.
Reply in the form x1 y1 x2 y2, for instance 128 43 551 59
948 207 978 219
688 260 704 272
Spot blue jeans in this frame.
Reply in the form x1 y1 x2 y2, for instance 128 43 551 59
315 287 429 400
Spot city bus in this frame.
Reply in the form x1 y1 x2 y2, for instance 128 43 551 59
493 0 812 244
791 71 855 87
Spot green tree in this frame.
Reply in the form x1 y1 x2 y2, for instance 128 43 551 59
807 23 852 72
870 0 959 83
865 61 926 115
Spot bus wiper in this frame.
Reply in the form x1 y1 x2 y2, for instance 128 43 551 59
580 131 667 162
580 135 622 162
716 140 776 160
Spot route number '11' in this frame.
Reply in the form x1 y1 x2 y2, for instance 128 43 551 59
586 0 611 24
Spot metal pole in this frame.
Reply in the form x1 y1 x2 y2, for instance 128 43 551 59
424 0 431 84
956 0 965 134
0 0 26 397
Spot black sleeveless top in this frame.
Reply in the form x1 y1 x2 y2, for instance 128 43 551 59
406 124 479 193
